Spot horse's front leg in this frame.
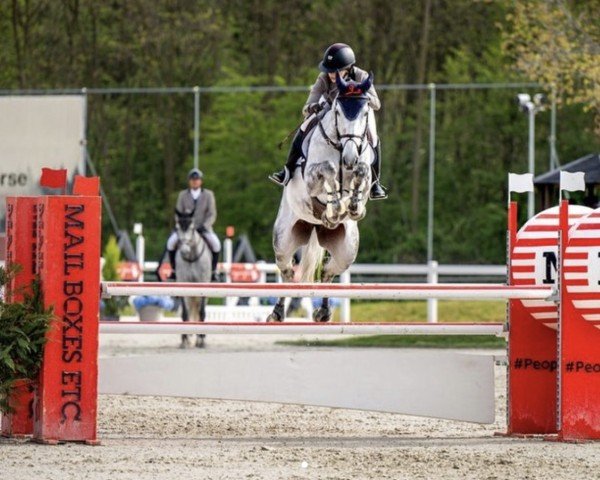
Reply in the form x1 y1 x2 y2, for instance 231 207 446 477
307 162 344 229
347 161 369 221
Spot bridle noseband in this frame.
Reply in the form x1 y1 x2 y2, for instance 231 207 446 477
317 98 370 156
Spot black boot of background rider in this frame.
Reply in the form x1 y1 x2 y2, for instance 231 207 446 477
370 143 388 200
269 128 305 186
211 251 220 282
168 249 177 280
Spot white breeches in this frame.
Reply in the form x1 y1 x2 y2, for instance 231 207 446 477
167 229 221 253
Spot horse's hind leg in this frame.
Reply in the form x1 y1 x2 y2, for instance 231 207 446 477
268 210 311 322
180 298 190 348
313 297 332 323
196 298 206 348
312 223 360 323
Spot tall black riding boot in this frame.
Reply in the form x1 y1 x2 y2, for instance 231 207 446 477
370 143 388 200
168 249 177 280
211 251 220 282
269 128 305 186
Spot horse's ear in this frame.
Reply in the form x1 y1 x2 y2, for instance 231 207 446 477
335 71 348 94
359 72 373 92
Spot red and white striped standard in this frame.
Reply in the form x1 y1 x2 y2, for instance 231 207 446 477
511 205 591 329
563 209 600 329
101 281 553 301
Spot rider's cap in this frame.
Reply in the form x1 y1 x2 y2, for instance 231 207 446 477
319 43 356 73
188 168 204 180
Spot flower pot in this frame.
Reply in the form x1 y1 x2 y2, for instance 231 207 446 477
1 378 35 437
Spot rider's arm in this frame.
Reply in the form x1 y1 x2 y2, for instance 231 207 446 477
353 67 381 111
303 74 328 117
202 190 217 229
175 191 186 215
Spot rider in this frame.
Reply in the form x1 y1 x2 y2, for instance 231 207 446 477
269 42 387 200
166 168 221 281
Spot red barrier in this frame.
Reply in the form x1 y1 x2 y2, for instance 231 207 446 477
32 190 101 444
1 197 38 437
559 200 600 440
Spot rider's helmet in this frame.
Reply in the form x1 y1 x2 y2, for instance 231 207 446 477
188 168 204 180
318 43 356 73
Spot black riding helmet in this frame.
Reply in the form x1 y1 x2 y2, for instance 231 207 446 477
318 43 356 73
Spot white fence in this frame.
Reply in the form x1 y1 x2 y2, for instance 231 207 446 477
141 256 506 323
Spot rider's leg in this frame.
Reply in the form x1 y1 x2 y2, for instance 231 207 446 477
269 128 305 186
202 230 222 282
370 142 388 200
166 231 179 279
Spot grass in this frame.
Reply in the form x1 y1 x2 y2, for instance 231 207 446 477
280 300 507 349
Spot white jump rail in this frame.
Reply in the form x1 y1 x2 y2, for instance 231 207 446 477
102 281 553 300
99 321 505 336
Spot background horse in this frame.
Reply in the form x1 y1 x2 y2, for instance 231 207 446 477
175 210 212 348
268 74 375 322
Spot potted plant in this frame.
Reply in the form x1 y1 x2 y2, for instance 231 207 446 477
0 266 53 419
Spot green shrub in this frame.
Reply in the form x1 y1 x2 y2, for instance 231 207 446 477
0 266 53 414
102 235 126 318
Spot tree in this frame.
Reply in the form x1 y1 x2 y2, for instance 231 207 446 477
502 0 600 135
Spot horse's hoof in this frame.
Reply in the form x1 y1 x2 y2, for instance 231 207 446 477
348 206 366 221
266 312 283 322
267 303 285 322
321 215 338 230
195 336 205 348
180 335 191 349
312 307 332 323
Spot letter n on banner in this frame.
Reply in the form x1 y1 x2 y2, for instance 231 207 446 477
33 194 101 444
1 197 38 438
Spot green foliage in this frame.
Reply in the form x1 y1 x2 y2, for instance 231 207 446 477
102 236 124 318
0 266 53 414
278 335 506 349
0 1 598 263
102 235 121 281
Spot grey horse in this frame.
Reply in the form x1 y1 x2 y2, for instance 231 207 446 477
268 74 375 323
174 209 212 348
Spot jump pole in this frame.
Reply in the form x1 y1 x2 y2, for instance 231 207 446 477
102 281 553 300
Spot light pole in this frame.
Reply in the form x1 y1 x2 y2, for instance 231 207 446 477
516 93 546 218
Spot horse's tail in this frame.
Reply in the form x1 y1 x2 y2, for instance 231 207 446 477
299 228 324 282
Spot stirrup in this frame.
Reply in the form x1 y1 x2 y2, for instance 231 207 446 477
369 182 388 200
268 168 290 186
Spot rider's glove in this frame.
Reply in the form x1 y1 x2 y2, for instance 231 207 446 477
306 103 322 115
196 225 207 235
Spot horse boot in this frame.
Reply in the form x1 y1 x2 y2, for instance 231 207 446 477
168 249 177 280
269 128 305 186
370 143 388 200
211 250 220 282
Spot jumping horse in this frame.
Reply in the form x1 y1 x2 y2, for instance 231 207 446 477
269 73 376 322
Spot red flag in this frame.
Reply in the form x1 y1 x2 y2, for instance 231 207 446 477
40 168 67 189
73 175 100 196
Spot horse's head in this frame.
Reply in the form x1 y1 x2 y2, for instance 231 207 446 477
335 72 373 169
175 209 194 233
174 209 199 258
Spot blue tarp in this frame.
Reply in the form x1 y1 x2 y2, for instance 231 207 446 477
133 295 176 311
